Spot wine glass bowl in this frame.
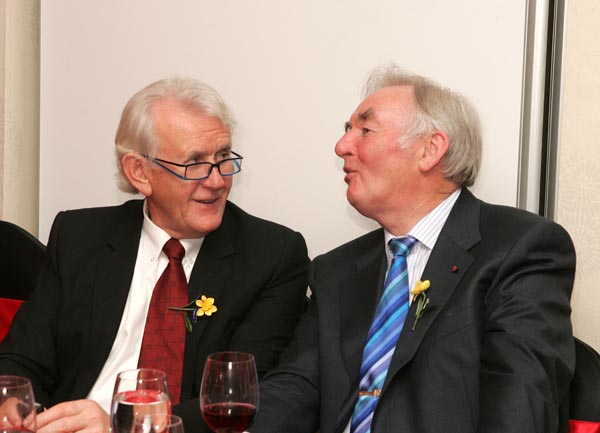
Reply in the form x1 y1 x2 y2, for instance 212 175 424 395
131 414 185 433
0 375 37 433
110 368 171 433
200 352 259 433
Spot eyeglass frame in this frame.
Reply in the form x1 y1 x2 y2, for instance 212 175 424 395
143 151 243 181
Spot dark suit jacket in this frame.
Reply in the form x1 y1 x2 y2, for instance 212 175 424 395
251 188 576 433
0 199 309 433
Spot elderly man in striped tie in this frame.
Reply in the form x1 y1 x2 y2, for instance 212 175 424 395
249 64 576 433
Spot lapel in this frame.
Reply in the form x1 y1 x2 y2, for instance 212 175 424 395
336 230 386 426
339 230 386 382
181 204 235 394
73 201 144 398
382 188 482 392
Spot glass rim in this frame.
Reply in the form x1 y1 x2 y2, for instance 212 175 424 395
115 368 167 380
206 351 255 363
0 375 33 388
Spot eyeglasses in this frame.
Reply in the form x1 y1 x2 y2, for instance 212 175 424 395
144 151 243 181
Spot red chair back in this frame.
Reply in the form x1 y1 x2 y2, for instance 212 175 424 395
0 298 24 341
569 338 600 432
569 420 600 433
0 220 45 342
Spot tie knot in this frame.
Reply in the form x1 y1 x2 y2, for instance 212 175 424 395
388 236 417 258
163 238 185 261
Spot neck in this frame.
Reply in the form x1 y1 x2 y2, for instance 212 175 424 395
378 184 459 236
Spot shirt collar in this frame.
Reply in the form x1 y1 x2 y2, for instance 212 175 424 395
142 200 204 261
384 188 461 251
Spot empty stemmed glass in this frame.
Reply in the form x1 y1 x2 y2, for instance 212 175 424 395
200 352 259 433
0 375 37 433
110 368 171 433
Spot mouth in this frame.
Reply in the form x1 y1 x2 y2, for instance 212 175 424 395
343 168 356 183
194 197 221 205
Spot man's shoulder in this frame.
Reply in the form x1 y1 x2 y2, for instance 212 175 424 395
462 191 572 247
49 199 144 243
57 199 143 222
456 188 564 231
478 198 563 232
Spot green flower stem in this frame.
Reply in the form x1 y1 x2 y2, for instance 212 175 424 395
168 306 195 333
411 294 432 331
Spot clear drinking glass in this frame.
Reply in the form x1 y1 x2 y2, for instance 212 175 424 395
200 352 258 433
131 414 184 433
110 368 171 433
0 375 37 433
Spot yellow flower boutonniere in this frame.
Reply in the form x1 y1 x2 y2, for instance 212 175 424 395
410 280 433 331
169 294 218 333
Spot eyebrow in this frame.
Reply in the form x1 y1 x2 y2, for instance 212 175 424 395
187 144 232 161
345 107 374 131
358 107 373 121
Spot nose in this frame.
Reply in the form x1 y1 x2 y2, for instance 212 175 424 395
201 165 227 189
335 130 354 158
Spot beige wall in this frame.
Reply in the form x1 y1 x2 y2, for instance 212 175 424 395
557 0 600 351
0 0 40 236
38 0 529 257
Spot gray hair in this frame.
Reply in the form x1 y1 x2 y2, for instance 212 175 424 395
363 65 482 187
115 77 236 193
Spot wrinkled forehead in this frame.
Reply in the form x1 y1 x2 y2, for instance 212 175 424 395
351 85 417 124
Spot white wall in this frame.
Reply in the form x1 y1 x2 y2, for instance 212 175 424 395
40 0 527 258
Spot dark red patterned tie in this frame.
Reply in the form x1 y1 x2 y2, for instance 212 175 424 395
138 238 188 404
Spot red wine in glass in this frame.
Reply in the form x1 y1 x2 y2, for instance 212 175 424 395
200 352 259 433
202 402 257 433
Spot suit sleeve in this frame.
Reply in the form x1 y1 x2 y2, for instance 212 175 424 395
174 230 312 433
0 212 65 406
227 230 310 376
477 220 576 433
248 258 324 433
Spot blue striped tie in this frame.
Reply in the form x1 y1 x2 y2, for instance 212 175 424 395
350 236 417 433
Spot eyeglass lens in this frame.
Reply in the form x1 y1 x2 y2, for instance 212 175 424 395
186 159 241 179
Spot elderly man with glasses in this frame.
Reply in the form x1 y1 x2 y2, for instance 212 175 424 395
0 78 309 433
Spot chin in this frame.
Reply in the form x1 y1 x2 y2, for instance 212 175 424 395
189 215 225 238
346 191 363 211
347 196 376 220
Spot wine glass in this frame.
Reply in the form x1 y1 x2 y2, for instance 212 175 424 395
200 352 259 433
110 368 171 433
131 414 185 433
0 375 37 433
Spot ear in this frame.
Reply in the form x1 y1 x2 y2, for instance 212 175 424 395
121 153 153 196
418 130 450 173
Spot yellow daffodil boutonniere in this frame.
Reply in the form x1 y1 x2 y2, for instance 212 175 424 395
410 280 432 331
169 294 218 333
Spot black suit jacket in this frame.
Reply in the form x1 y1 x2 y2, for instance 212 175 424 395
252 189 576 433
0 199 310 433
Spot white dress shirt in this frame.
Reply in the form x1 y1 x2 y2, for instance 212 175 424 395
86 201 203 413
